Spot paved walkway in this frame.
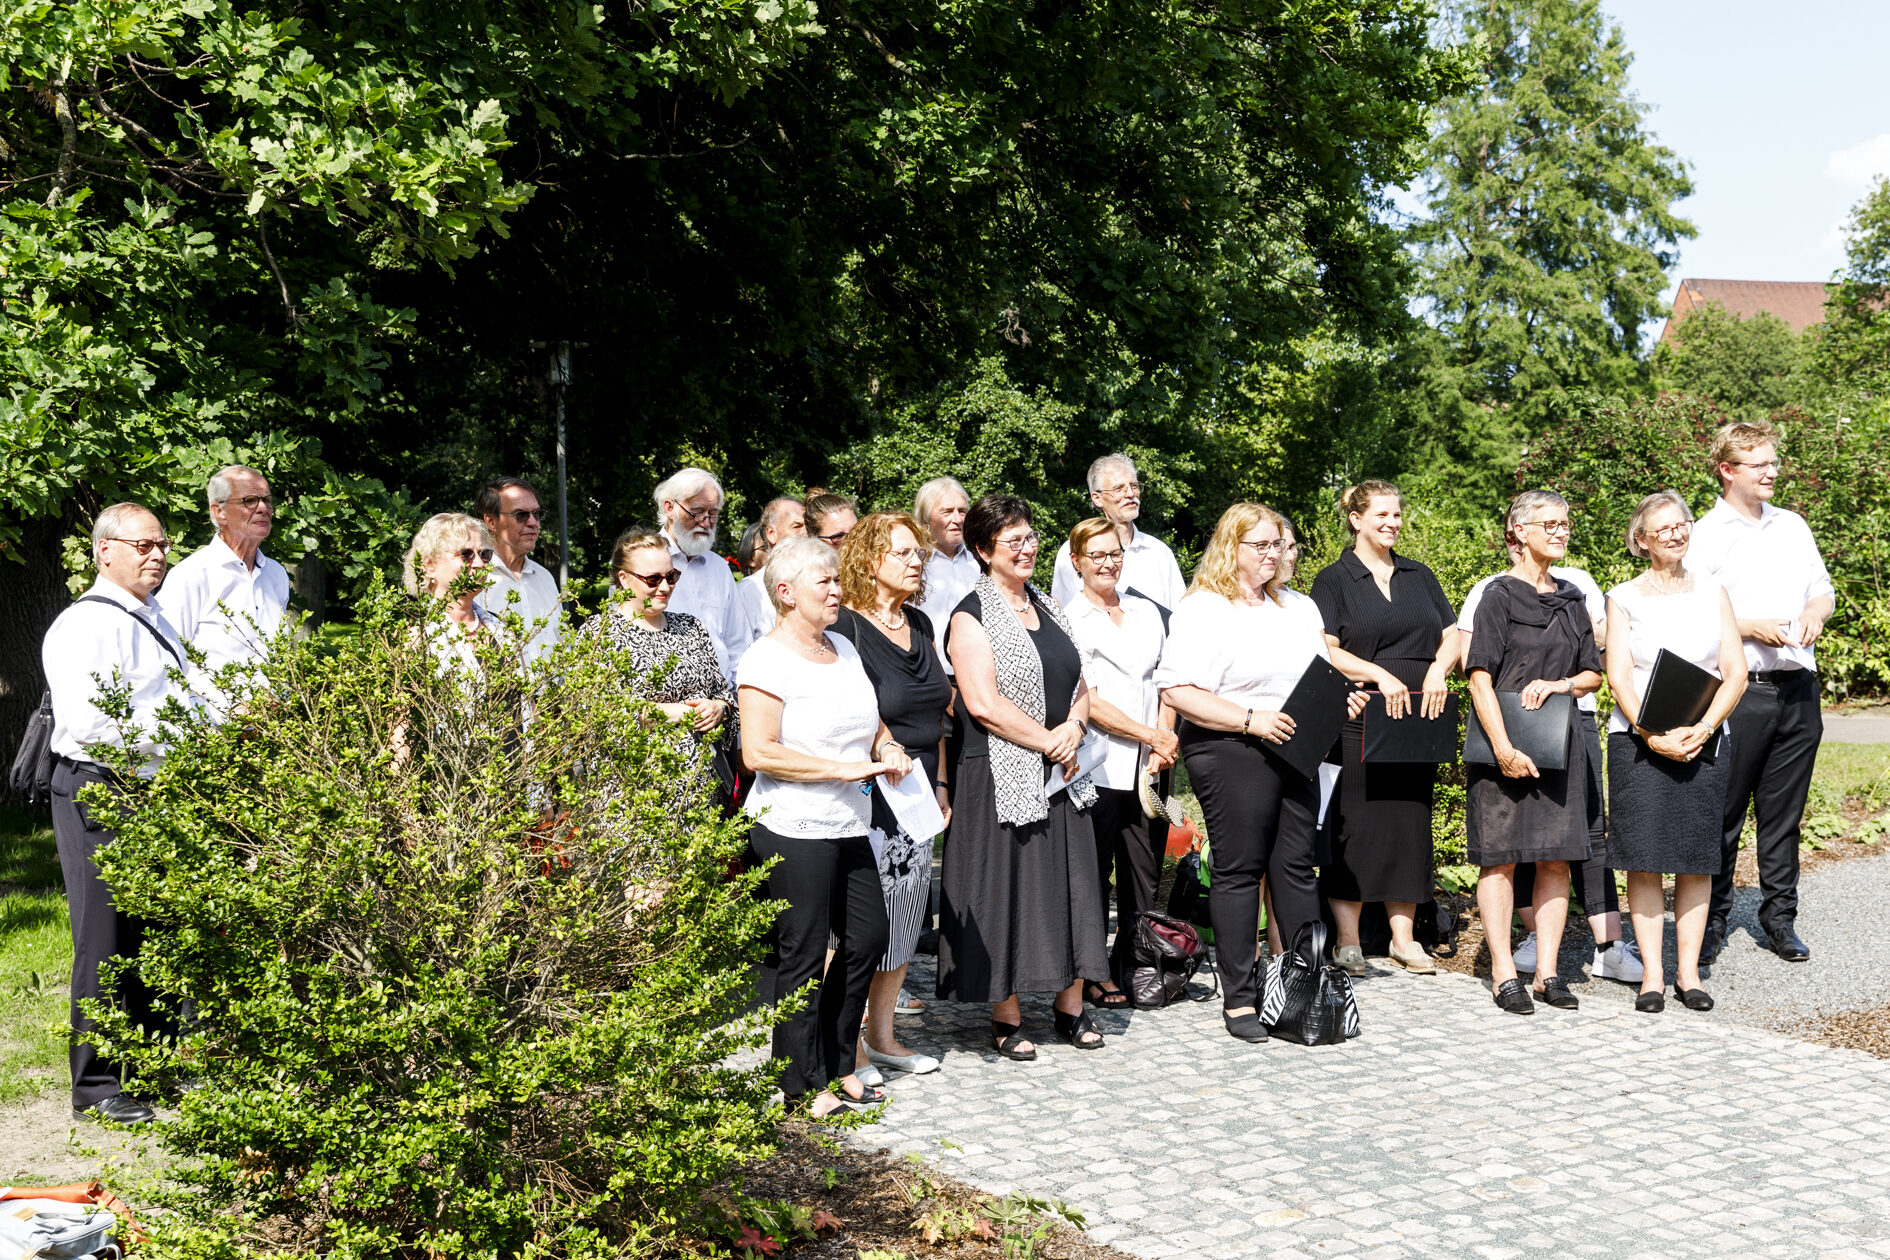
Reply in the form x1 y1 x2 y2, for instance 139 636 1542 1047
1821 712 1890 745
860 863 1890 1260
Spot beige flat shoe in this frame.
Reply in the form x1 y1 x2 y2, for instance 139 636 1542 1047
1387 941 1437 974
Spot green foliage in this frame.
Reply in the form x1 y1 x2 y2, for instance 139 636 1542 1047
1654 303 1808 424
1819 175 1890 388
81 582 785 1259
0 808 69 1103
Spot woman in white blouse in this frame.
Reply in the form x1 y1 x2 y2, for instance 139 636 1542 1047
738 537 913 1117
1062 517 1178 1005
1605 490 1747 1013
1157 503 1368 1043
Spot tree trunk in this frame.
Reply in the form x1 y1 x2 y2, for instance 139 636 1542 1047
1 510 81 810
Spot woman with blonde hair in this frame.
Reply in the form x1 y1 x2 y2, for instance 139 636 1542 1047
831 513 952 1077
1156 503 1368 1043
404 512 501 671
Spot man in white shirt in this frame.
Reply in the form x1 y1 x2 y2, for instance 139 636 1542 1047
43 503 191 1128
731 497 805 668
1050 454 1186 612
656 466 738 682
913 477 979 669
1689 420 1834 964
473 475 564 662
157 464 290 711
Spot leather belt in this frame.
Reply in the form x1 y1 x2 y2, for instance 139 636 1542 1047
1750 669 1812 686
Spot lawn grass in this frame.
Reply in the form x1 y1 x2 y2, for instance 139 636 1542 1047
0 806 70 1104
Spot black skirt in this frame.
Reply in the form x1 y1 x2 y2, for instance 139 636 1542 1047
1321 717 1436 904
1466 701 1597 867
935 754 1108 1002
1606 730 1728 876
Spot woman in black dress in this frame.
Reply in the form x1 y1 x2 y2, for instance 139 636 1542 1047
1311 482 1459 976
833 513 954 1077
939 495 1109 1058
1466 490 1605 1015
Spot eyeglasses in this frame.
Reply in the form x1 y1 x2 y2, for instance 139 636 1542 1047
1082 548 1126 565
507 508 547 523
220 494 274 512
995 531 1041 553
627 570 683 587
106 537 172 556
676 501 721 526
1238 539 1285 555
818 530 851 546
1641 521 1691 542
455 548 496 564
886 546 930 564
1519 520 1572 536
1731 459 1782 472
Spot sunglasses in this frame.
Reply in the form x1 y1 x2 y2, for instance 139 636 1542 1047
455 548 496 564
507 508 547 523
627 570 683 588
107 537 173 556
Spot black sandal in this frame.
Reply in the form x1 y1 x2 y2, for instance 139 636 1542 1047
1054 1008 1105 1050
991 1021 1037 1062
1534 977 1579 1009
1084 980 1131 1009
1492 977 1535 1014
812 1080 887 1118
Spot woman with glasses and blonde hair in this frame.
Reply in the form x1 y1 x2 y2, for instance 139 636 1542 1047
581 527 734 751
938 494 1110 1057
1605 490 1747 1012
1465 489 1606 1015
830 512 953 1079
1156 503 1369 1043
404 512 504 672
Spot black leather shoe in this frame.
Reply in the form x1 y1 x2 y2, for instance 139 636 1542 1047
1766 925 1811 962
75 1094 154 1126
1224 1011 1268 1042
1534 977 1580 1009
1492 978 1534 1014
1700 917 1727 964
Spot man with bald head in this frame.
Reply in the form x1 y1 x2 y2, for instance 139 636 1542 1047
43 502 193 1126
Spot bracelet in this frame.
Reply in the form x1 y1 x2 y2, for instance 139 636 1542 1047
879 739 902 759
1242 708 1253 736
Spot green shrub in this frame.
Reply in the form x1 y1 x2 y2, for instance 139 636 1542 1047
84 580 783 1259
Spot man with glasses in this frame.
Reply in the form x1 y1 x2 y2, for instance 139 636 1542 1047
157 464 290 713
473 475 564 662
44 503 194 1127
731 497 807 667
1049 454 1185 614
1690 420 1835 964
656 466 737 683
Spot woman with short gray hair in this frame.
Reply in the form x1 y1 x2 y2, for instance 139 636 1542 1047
1465 490 1605 1015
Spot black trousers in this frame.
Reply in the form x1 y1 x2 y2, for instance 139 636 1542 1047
1514 711 1618 919
1182 730 1319 1010
51 758 158 1110
1713 671 1821 931
1091 786 1164 980
749 823 888 1100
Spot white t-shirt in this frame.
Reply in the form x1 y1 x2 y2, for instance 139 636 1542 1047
1155 587 1330 712
1689 497 1834 673
738 633 882 838
1063 592 1166 789
1051 526 1187 612
1460 566 1605 714
1605 576 1727 735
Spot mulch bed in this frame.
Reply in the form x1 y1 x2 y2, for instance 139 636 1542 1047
1808 1005 1890 1061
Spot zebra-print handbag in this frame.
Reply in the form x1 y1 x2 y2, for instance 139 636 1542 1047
1261 920 1361 1046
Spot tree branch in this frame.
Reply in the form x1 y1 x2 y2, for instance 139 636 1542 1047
44 76 80 208
256 217 303 331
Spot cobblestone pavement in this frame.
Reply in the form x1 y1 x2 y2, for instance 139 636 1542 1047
859 955 1890 1259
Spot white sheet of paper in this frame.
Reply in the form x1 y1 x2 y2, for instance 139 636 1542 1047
876 769 945 843
1316 763 1341 826
1044 732 1109 799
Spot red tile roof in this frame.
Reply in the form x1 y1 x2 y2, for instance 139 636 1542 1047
1661 279 1831 342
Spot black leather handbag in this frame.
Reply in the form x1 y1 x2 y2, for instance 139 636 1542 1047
7 691 56 805
1124 911 1214 1008
1261 921 1361 1046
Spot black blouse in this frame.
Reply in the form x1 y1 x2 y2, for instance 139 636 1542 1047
1465 576 1603 690
830 606 952 781
946 590 1082 759
1310 550 1457 690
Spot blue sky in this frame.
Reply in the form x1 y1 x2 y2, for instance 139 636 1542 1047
1605 0 1890 300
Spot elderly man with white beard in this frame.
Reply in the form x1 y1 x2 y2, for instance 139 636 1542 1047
657 466 739 683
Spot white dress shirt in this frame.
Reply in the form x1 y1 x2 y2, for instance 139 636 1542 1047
156 534 290 678
1155 587 1330 711
1064 591 1166 789
43 579 190 772
664 527 738 683
1052 525 1187 612
729 574 776 673
1689 497 1835 673
475 553 563 663
1460 566 1605 714
916 544 982 673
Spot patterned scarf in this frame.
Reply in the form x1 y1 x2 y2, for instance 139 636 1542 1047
974 574 1098 826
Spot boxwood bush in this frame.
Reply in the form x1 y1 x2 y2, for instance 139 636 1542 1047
85 581 783 1259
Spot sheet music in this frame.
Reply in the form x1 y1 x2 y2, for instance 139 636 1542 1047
876 768 946 843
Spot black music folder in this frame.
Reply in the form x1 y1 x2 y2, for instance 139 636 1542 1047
1463 691 1572 770
1362 692 1461 764
1272 656 1355 781
1636 649 1720 734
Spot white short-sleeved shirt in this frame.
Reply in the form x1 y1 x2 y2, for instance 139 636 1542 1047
475 554 562 663
1155 587 1330 712
665 528 739 685
44 580 192 772
1063 592 1166 789
729 574 776 674
916 545 981 673
1689 497 1835 673
1460 566 1605 713
1052 526 1187 613
155 535 290 703
739 634 882 838
1605 576 1727 734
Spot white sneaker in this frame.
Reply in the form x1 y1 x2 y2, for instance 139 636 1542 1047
1593 938 1645 984
1512 931 1538 973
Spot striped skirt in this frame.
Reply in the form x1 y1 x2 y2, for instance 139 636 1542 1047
866 787 935 971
